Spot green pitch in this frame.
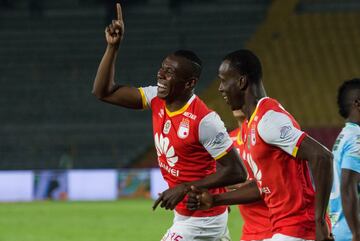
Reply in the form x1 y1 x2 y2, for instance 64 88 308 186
0 199 243 241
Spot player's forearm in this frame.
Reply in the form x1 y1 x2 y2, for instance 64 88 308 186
341 176 360 237
310 151 333 221
92 45 119 99
188 163 246 190
212 180 261 206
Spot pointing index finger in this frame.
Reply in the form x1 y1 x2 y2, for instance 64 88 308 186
116 3 123 21
152 193 163 210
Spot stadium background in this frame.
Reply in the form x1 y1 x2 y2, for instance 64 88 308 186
0 0 360 240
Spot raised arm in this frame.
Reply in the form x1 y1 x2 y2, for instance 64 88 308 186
92 3 143 109
296 136 334 241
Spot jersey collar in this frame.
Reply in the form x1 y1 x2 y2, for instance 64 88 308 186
346 122 360 128
237 130 243 145
165 95 196 117
247 97 268 127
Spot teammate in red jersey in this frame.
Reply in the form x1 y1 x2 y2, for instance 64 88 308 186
228 109 272 241
92 3 247 240
187 49 334 241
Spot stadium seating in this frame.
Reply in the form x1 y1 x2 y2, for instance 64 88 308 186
0 0 270 169
202 0 360 149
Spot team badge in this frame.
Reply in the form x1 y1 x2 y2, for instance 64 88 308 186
280 125 291 139
163 120 171 134
251 126 256 146
177 118 190 139
214 132 225 144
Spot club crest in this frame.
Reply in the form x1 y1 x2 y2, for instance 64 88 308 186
177 118 190 139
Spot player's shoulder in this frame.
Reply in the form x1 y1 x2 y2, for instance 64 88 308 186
342 123 360 145
258 97 299 125
150 95 164 108
258 97 287 113
190 95 213 118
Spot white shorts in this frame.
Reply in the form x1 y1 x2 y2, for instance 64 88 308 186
271 234 313 241
161 211 231 241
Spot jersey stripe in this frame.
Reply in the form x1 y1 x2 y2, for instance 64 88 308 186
291 132 307 157
138 88 148 109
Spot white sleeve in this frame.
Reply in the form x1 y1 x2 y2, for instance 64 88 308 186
257 110 305 157
199 112 233 160
138 86 157 109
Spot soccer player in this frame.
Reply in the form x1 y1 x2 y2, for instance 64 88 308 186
187 49 334 241
92 3 247 240
228 109 272 240
329 79 360 241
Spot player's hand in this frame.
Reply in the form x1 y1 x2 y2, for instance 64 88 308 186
186 186 214 211
315 219 334 241
152 183 191 211
105 3 124 47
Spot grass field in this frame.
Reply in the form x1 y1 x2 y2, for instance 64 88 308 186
0 199 243 241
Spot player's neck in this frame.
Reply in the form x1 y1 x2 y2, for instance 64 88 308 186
244 83 267 120
346 113 360 126
165 93 193 112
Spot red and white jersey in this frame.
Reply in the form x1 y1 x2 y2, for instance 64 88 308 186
242 97 317 239
229 128 272 240
139 86 233 217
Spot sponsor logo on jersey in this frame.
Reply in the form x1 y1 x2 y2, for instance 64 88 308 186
280 125 291 139
177 118 190 139
214 132 225 145
332 134 344 152
247 153 271 194
163 120 171 134
154 133 180 177
158 109 164 118
183 111 197 120
247 153 262 184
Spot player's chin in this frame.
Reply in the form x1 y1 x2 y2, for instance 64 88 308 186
230 102 241 111
157 88 169 99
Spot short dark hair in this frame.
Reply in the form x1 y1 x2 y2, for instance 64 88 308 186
337 78 360 118
223 49 262 84
173 49 202 79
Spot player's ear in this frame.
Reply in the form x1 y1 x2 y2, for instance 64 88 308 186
185 78 196 90
237 75 248 90
354 98 360 110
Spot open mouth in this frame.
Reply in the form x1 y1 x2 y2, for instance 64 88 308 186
157 82 167 91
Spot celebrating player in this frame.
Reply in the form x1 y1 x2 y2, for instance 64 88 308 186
329 79 360 241
228 109 272 240
92 3 247 240
229 109 272 240
187 49 334 241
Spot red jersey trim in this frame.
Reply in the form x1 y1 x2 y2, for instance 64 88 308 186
138 87 148 109
291 132 307 157
214 143 233 160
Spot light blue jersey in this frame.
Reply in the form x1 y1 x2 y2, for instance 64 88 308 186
330 122 360 241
